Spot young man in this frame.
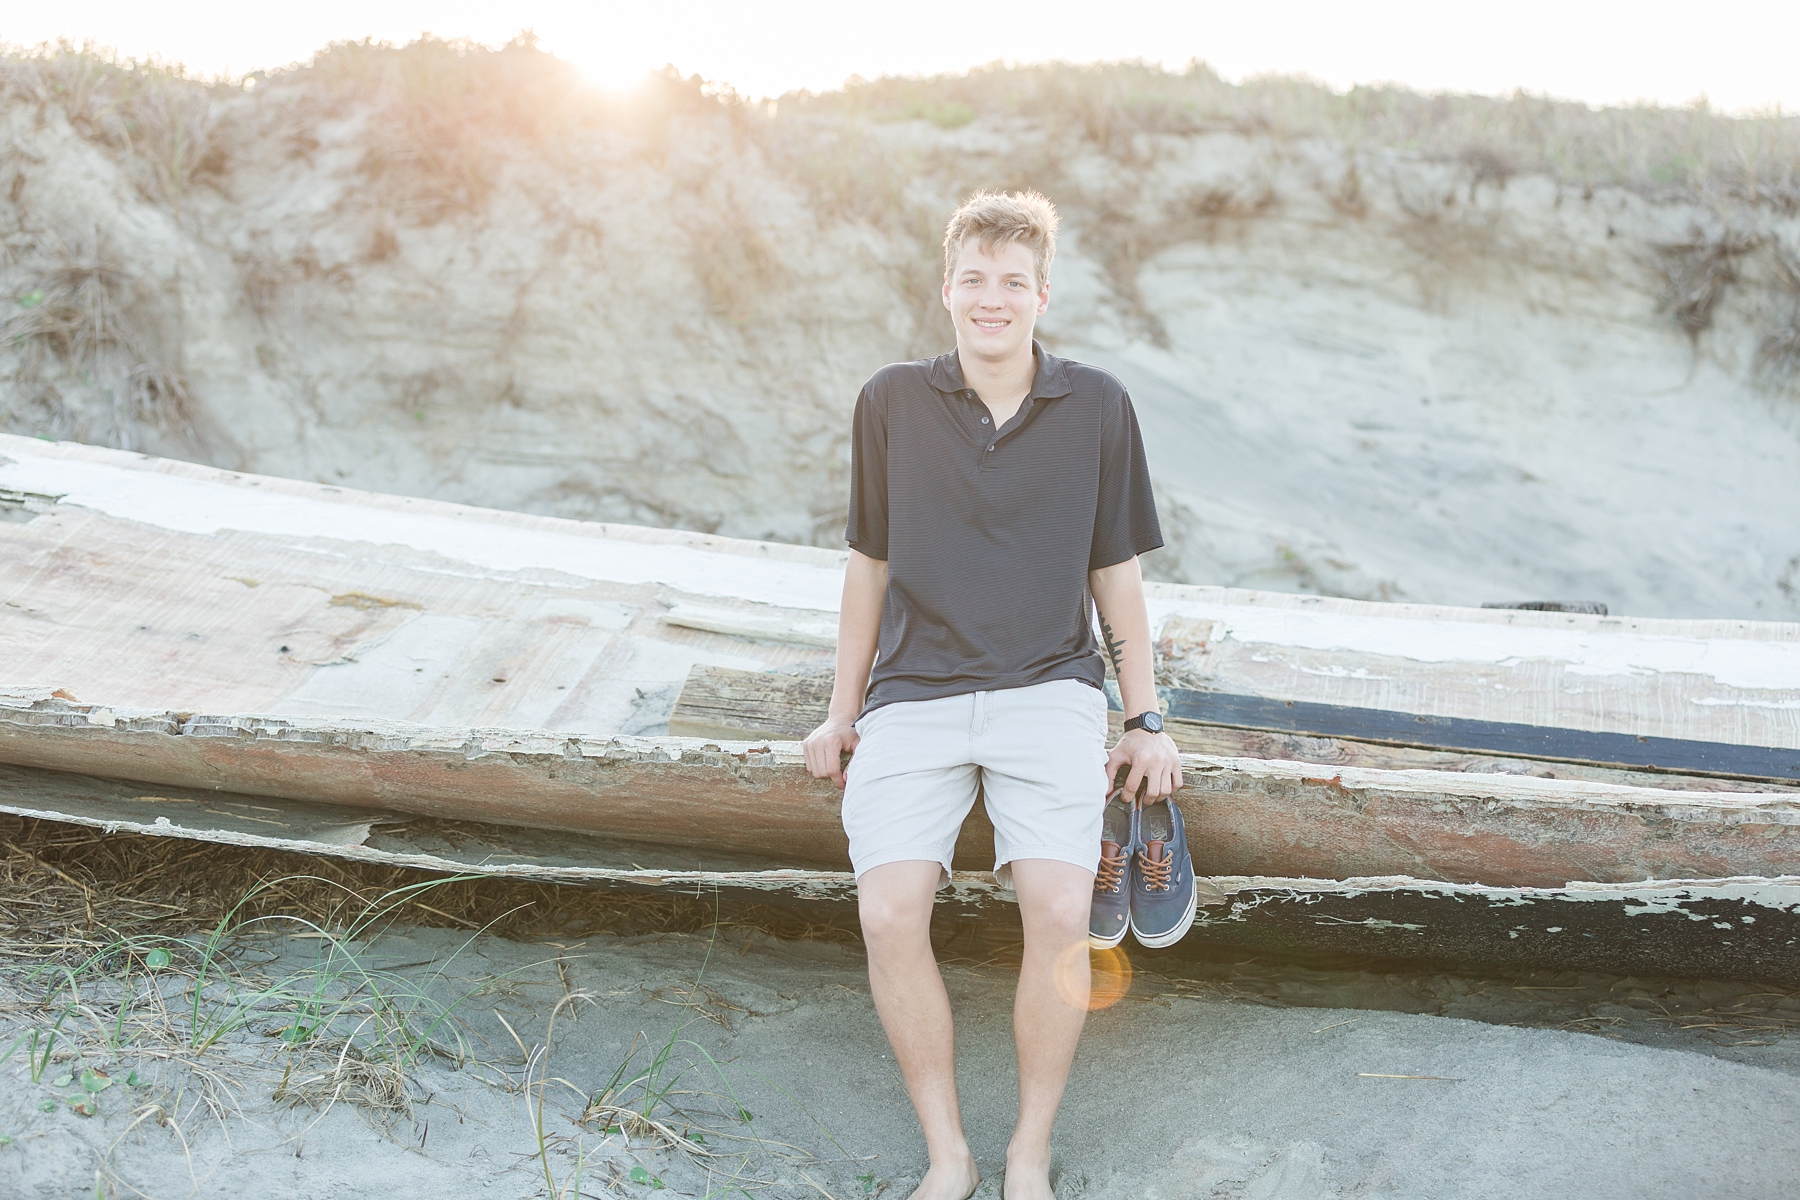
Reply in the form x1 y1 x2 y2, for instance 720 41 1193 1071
802 191 1183 1200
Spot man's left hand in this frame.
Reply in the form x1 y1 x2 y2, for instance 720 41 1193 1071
1106 728 1183 803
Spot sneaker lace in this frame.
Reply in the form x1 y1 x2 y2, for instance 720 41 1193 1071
1094 843 1128 893
1137 843 1174 892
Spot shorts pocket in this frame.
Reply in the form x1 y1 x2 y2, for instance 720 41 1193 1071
1083 683 1109 733
854 701 897 739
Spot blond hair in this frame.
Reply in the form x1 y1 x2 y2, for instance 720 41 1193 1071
942 190 1059 289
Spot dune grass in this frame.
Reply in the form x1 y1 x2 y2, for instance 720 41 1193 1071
5 38 1796 218
0 854 524 1117
0 820 874 1196
797 61 1800 206
0 43 225 208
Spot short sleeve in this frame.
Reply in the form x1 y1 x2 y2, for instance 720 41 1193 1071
844 384 889 560
1090 389 1163 570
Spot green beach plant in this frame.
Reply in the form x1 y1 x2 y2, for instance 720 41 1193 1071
0 869 532 1132
182 873 526 1106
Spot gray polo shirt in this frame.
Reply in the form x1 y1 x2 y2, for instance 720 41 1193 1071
846 342 1163 714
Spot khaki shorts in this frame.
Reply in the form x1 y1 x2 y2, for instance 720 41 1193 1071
843 678 1110 888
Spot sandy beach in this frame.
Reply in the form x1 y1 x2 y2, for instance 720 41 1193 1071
4 909 1798 1199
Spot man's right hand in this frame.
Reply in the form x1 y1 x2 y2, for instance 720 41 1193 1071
802 718 860 788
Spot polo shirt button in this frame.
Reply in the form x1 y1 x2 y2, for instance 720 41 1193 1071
980 417 990 425
987 444 996 452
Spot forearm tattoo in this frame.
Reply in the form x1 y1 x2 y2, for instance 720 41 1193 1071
1101 617 1127 675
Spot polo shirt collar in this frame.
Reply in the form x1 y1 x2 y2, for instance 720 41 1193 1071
929 341 1074 401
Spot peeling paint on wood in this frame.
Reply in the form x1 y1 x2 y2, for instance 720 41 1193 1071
4 690 1798 890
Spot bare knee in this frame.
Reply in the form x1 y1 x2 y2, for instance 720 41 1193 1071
858 889 933 952
1020 888 1090 947
856 861 941 951
1009 860 1095 948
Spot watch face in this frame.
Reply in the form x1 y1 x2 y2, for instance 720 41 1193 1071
1138 711 1164 734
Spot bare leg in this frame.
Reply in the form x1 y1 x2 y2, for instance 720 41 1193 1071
1004 858 1095 1200
859 860 982 1200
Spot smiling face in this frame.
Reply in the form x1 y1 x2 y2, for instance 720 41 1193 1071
942 236 1050 366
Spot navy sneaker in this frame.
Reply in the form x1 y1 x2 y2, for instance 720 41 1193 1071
1088 793 1137 949
1129 798 1198 948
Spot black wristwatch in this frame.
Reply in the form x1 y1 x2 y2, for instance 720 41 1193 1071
1122 710 1164 735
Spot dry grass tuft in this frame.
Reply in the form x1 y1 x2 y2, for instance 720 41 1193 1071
1761 318 1800 388
0 242 193 446
0 41 228 208
1757 242 1800 389
1655 229 1765 337
272 1039 412 1115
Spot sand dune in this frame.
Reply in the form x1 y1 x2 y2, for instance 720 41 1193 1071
2 44 1797 616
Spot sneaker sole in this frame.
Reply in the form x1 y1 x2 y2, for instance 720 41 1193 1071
1128 878 1199 949
1088 924 1129 950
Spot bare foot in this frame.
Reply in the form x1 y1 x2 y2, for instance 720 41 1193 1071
1002 1145 1056 1200
904 1150 982 1200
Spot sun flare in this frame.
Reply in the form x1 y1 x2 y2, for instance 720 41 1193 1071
1056 943 1134 1011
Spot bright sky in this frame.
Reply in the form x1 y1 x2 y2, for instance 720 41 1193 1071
10 1 1800 114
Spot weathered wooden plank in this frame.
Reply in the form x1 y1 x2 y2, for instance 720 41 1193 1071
672 665 1796 792
6 690 1800 890
1174 761 1800 887
0 763 881 905
9 763 1800 981
1147 602 1800 749
669 666 836 740
0 435 838 734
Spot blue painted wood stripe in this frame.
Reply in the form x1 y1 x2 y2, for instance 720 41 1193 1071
1156 689 1800 783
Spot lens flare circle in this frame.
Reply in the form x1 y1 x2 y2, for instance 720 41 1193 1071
1053 942 1134 1011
